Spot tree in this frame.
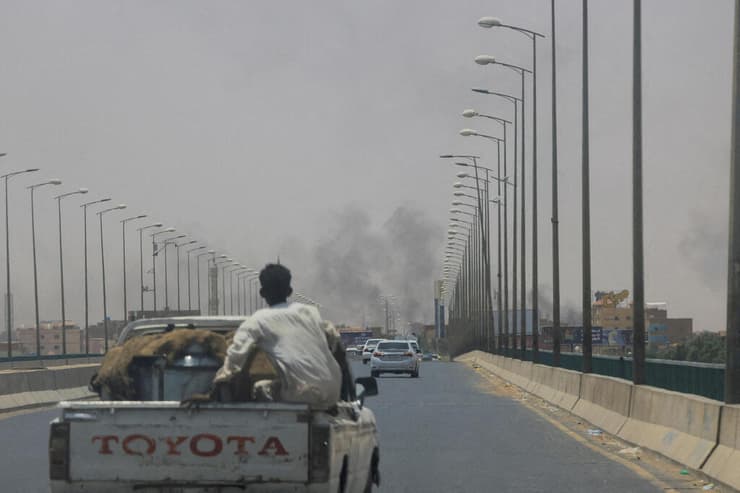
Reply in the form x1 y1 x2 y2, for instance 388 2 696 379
647 332 725 364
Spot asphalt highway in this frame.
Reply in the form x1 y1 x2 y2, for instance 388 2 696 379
0 359 659 492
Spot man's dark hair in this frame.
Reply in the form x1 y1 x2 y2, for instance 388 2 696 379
259 263 293 306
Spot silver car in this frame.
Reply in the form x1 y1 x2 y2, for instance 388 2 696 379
370 340 420 378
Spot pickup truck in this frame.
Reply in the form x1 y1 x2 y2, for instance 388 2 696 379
49 316 381 493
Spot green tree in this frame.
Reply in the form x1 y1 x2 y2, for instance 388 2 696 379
648 332 725 364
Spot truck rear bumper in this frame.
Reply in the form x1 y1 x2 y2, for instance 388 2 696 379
50 481 328 493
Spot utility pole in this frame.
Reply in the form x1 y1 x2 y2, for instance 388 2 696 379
551 0 562 366
726 0 740 404
632 0 646 385
582 0 593 373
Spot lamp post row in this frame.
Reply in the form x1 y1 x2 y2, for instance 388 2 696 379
0 155 265 358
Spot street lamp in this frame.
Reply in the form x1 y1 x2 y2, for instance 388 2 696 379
475 56 531 355
161 234 186 310
28 179 62 355
98 204 126 352
224 264 242 315
2 167 39 357
175 240 197 311
81 197 111 354
186 245 206 311
136 222 163 314
196 249 214 314
214 256 232 315
228 265 248 314
121 214 147 321
54 187 89 355
478 17 545 360
150 227 176 312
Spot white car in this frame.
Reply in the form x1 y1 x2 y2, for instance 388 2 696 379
370 340 420 378
362 339 385 364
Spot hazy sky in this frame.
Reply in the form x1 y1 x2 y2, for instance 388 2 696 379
0 1 734 332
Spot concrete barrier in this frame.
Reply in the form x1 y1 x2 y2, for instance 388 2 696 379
528 365 581 411
0 364 98 413
618 386 721 470
702 404 740 490
571 374 632 435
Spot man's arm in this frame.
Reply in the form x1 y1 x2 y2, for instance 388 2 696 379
214 319 262 384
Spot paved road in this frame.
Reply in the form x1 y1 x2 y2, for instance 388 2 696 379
351 358 658 493
0 359 659 492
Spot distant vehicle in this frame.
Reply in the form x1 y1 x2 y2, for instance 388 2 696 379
362 338 385 364
50 316 381 492
422 352 434 361
370 340 419 378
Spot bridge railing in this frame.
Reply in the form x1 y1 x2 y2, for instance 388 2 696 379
497 348 724 401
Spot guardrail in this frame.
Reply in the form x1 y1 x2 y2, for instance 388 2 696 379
497 348 724 401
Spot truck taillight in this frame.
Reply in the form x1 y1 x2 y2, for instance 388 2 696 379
309 424 331 483
49 420 70 481
373 352 383 357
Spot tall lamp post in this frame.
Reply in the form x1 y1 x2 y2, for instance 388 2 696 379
214 256 232 315
150 228 175 312
174 240 196 311
224 264 242 315
137 222 163 315
161 234 186 311
98 204 126 352
28 179 62 355
54 188 89 355
478 16 544 360
186 245 206 311
81 197 111 354
474 56 532 354
121 214 147 321
2 166 38 357
196 250 214 314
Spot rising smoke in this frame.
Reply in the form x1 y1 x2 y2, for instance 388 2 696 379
288 204 442 327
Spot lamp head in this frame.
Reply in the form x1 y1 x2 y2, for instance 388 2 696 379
462 109 478 118
50 179 62 185
456 172 469 178
475 55 496 65
453 182 463 188
460 128 477 137
78 188 89 194
453 191 464 197
478 16 502 28
439 154 454 159
165 227 175 232
116 204 126 210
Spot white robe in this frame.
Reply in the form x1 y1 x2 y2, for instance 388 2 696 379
214 302 342 409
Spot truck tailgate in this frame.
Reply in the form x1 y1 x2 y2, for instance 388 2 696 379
61 401 310 484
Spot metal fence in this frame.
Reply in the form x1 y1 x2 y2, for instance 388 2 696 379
498 348 725 402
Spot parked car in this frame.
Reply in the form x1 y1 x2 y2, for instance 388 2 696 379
370 340 419 378
362 339 385 364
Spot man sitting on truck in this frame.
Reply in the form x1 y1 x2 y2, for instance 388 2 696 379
212 263 343 409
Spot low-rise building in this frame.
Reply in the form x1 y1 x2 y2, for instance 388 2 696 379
16 321 82 355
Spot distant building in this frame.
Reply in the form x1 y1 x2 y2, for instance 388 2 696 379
646 303 693 345
16 321 82 355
